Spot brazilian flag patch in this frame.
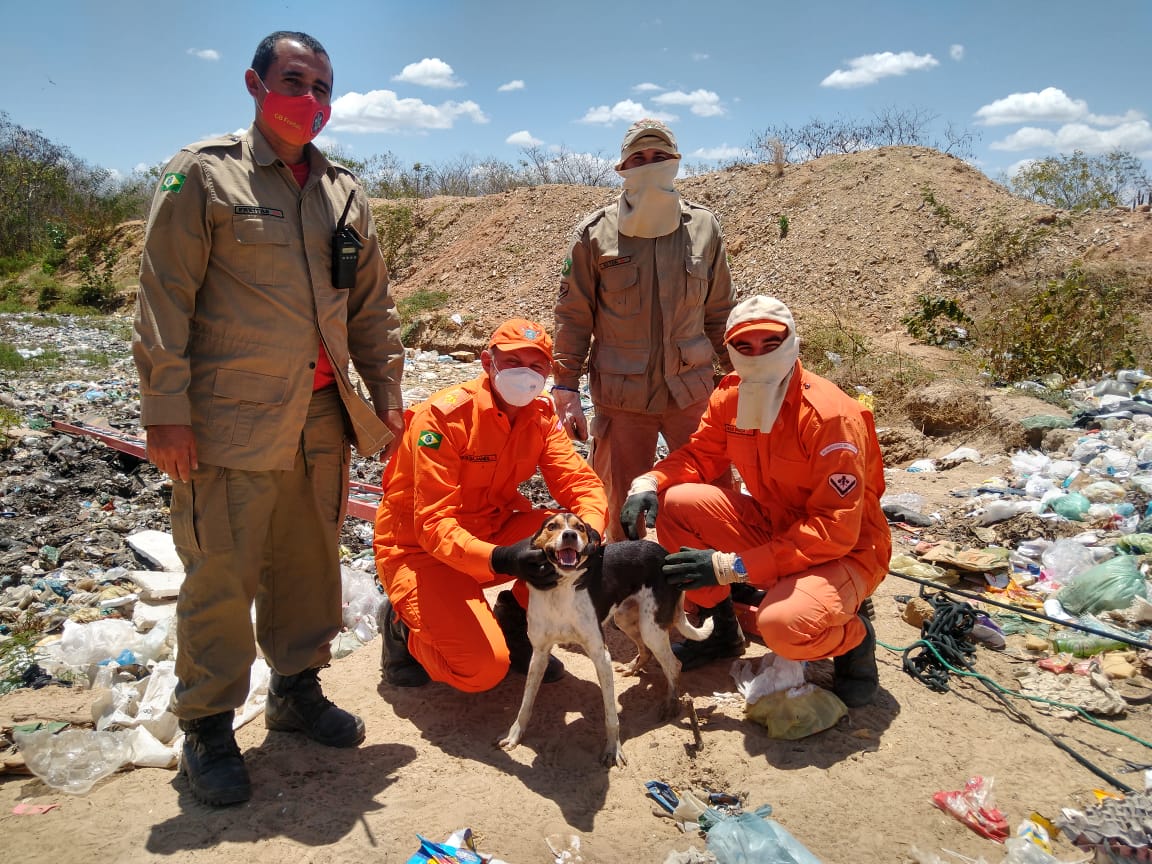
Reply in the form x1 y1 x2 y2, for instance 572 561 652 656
160 172 186 193
417 430 443 449
561 256 572 276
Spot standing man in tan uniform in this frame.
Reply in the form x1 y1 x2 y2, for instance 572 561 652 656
133 30 404 806
551 119 735 541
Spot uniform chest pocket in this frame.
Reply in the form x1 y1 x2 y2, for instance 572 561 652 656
231 215 291 286
685 256 710 302
599 262 639 317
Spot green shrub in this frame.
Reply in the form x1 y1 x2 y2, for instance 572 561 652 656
902 295 975 345
978 265 1151 381
377 202 417 273
73 249 121 311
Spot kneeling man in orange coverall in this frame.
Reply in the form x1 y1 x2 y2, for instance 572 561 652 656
619 295 891 707
374 319 608 690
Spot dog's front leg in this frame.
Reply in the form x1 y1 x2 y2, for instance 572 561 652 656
589 643 626 767
498 646 552 753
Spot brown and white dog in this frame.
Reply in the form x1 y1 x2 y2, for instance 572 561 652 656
497 512 714 767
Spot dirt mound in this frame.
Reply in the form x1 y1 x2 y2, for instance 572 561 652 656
373 146 1151 353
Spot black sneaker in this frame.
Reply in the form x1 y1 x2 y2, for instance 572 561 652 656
179 711 251 807
379 596 430 688
492 590 565 683
832 614 879 707
265 667 366 747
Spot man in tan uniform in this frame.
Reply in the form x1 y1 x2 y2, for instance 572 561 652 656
551 119 735 541
133 31 404 806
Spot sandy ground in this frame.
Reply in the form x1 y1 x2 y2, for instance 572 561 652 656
3 461 1150 864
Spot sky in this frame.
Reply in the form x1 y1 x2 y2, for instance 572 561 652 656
5 0 1151 187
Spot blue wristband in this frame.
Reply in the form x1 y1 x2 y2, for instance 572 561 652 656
551 384 579 393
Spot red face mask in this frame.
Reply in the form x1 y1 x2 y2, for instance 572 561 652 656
255 74 331 146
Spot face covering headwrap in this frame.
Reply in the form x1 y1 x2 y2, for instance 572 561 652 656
493 366 546 407
616 160 681 238
254 74 331 146
726 334 800 433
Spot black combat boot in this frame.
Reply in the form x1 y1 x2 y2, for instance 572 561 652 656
265 667 366 747
672 597 747 670
492 590 565 683
179 710 251 807
379 596 430 688
832 614 879 707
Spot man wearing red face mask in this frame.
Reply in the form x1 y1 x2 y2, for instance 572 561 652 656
133 31 404 806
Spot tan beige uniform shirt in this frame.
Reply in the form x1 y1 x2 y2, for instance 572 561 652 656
133 127 403 471
553 199 734 414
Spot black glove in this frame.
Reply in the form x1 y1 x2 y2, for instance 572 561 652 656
619 491 658 541
491 537 558 590
662 547 720 591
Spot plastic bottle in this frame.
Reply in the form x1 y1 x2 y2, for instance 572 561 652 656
1050 616 1131 657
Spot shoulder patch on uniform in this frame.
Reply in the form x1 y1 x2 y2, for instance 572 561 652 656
416 430 443 449
828 473 858 497
160 172 186 194
819 441 859 457
561 256 572 276
431 387 472 415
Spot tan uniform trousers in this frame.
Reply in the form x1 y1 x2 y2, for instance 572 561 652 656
170 387 350 719
590 399 721 542
657 483 871 660
379 510 557 694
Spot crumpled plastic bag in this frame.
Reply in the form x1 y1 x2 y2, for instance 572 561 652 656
931 775 1009 842
706 811 822 864
1056 554 1147 616
744 684 847 740
14 728 134 794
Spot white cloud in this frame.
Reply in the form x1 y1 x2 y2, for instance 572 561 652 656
506 130 543 147
820 51 939 88
691 145 753 161
313 133 341 152
497 80 525 92
187 48 220 61
633 82 663 93
974 87 1088 126
330 90 488 133
392 58 464 89
691 52 710 61
949 44 964 61
652 89 725 117
578 100 676 125
990 120 1152 156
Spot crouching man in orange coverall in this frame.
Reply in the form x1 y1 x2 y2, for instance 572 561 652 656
374 319 608 691
619 295 891 707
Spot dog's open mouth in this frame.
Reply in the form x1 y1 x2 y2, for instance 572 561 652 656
555 541 582 569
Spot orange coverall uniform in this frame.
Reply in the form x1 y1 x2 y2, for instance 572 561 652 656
650 362 891 661
374 375 608 692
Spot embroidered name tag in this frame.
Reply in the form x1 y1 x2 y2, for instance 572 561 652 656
820 441 859 457
828 473 858 497
461 453 497 463
724 425 756 437
234 205 285 218
599 256 632 269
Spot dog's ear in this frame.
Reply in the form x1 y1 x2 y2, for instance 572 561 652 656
585 524 602 553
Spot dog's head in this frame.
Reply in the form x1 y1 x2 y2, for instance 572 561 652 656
532 512 601 571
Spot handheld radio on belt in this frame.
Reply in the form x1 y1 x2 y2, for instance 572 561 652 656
331 189 363 289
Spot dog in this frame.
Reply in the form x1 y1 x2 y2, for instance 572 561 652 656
497 512 714 767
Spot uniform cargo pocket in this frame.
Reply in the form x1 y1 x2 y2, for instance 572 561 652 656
600 262 640 317
231 215 290 286
208 368 288 447
685 255 709 302
171 468 234 557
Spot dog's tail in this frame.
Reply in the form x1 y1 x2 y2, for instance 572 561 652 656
674 596 715 642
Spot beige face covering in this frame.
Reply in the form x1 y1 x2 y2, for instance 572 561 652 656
616 161 681 238
727 334 800 433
